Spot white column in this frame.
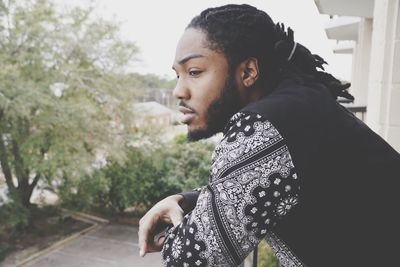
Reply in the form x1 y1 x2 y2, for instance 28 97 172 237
350 42 359 97
366 0 400 151
350 19 373 106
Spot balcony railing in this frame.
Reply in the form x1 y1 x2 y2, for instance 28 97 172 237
338 99 367 121
239 246 258 267
347 106 367 121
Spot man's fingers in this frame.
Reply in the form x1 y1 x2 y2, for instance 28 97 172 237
138 213 158 257
138 221 148 257
139 242 147 257
147 235 166 253
138 195 184 257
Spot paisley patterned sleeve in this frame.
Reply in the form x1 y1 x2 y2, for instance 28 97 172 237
162 112 300 267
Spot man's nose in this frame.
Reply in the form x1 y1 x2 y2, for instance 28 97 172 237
173 78 190 100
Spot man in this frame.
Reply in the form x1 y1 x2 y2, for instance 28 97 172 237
139 4 399 266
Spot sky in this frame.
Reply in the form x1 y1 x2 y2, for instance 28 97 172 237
53 0 352 81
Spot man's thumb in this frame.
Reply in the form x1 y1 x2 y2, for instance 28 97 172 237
170 209 183 227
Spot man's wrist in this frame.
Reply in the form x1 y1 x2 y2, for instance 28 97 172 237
176 191 201 213
167 194 184 204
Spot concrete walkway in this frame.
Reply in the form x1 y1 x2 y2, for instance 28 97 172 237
23 224 161 267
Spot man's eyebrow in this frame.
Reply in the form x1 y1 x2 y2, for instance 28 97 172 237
172 54 204 71
177 54 204 65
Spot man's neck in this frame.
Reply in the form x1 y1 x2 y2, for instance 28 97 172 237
239 85 266 108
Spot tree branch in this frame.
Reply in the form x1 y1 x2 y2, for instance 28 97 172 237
0 132 16 193
11 138 28 187
29 173 41 193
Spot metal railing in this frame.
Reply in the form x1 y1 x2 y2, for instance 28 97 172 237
347 106 367 121
338 99 367 122
239 246 258 267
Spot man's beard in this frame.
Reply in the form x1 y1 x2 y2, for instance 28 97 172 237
187 75 241 141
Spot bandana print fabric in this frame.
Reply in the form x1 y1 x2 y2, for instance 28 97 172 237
162 112 302 266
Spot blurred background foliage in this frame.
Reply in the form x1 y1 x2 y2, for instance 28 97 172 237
59 135 214 215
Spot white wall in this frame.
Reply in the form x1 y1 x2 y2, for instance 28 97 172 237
366 0 400 151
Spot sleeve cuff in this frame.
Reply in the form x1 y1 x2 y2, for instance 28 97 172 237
178 189 201 213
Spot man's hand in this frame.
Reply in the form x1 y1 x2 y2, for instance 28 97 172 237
138 194 184 257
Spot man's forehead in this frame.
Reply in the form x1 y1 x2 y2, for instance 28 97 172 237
174 29 209 63
178 28 208 48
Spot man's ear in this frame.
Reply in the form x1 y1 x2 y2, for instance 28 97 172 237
240 57 259 88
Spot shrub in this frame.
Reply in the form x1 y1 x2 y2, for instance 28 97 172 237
0 198 29 262
58 136 215 215
0 199 29 237
155 135 214 192
104 149 178 213
257 239 279 267
58 171 109 212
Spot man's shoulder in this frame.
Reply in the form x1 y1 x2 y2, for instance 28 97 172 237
247 80 330 111
241 80 334 128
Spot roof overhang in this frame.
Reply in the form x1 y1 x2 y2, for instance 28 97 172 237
332 41 355 54
314 0 374 18
325 17 360 41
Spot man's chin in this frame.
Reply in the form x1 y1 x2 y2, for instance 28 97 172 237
187 127 218 142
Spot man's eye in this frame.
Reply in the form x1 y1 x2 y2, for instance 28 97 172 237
189 70 201 76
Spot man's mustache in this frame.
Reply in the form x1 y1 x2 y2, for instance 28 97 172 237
178 101 196 114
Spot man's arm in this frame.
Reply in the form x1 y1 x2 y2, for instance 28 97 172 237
138 194 184 256
138 189 202 257
162 112 301 266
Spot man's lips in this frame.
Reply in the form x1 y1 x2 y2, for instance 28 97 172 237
178 106 196 124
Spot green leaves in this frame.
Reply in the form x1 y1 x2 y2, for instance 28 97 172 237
0 0 139 207
58 136 215 215
0 198 29 238
155 135 214 192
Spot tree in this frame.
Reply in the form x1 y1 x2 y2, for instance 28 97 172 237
0 0 138 208
129 73 176 90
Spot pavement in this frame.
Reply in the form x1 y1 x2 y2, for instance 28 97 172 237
20 224 162 267
1 219 256 267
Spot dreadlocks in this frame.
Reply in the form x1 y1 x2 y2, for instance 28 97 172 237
187 4 354 101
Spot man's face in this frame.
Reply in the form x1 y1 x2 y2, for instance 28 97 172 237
172 28 241 141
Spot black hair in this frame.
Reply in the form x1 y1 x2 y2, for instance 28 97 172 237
187 4 354 101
